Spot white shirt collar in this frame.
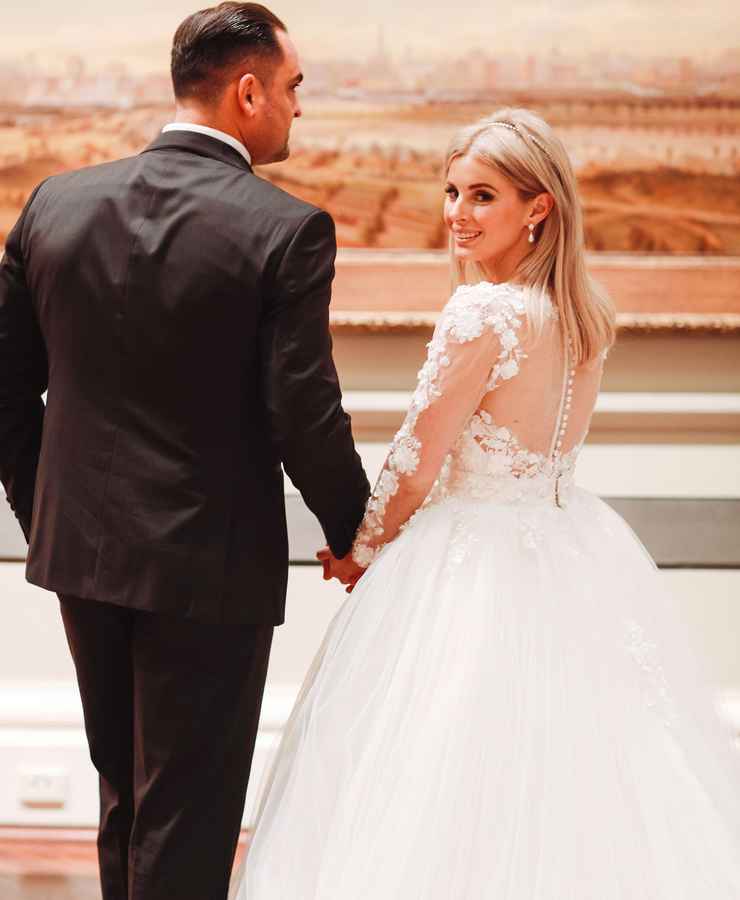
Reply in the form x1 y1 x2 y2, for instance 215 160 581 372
161 123 252 166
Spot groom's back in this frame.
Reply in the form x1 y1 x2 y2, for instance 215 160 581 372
19 133 336 624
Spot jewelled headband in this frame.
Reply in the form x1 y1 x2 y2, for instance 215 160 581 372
489 121 555 165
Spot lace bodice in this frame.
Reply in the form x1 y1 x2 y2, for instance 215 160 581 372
441 412 582 507
351 281 601 567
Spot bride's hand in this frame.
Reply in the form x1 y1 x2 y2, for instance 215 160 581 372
316 547 366 591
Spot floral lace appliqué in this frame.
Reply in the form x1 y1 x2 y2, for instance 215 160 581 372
450 283 528 391
442 502 482 575
624 619 677 728
447 411 581 503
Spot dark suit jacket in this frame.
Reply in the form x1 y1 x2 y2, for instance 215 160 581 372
0 130 370 624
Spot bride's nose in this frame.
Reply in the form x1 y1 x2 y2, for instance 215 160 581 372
448 199 464 220
448 195 469 222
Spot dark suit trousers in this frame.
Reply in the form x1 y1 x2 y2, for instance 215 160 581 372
59 594 273 900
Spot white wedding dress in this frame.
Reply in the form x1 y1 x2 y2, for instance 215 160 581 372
232 281 740 899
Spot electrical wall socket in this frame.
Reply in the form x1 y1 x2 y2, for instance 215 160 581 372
18 767 69 808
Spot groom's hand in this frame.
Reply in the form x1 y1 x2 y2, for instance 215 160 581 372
316 546 365 592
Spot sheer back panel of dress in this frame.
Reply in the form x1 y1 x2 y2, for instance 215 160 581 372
477 313 603 464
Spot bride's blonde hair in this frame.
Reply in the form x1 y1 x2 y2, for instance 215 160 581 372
445 107 616 365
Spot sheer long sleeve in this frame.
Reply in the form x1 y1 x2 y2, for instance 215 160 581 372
351 283 527 567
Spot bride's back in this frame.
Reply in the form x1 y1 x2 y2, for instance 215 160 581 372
479 312 604 462
432 284 608 511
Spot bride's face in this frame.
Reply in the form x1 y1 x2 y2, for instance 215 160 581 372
444 154 533 281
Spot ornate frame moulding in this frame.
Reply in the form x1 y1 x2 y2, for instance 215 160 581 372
331 252 740 335
329 312 740 336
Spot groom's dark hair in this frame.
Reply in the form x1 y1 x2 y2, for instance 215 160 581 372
171 2 287 104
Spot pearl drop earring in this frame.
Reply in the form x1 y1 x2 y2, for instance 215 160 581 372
528 223 535 244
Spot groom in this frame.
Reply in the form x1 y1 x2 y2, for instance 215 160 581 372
0 3 368 898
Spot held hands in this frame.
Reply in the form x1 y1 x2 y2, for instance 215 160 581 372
316 546 366 594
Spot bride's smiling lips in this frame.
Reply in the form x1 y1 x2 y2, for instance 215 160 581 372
452 229 483 245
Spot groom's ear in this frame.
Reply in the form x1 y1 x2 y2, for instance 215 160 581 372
236 72 264 118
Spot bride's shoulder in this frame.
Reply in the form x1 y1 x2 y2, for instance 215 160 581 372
440 281 528 342
446 280 528 315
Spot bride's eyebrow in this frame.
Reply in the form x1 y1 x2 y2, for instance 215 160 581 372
468 182 497 192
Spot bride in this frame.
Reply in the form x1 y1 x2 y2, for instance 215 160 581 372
232 108 740 898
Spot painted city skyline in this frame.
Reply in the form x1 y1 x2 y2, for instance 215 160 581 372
1 39 739 110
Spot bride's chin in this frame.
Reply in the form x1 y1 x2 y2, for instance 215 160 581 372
453 246 481 260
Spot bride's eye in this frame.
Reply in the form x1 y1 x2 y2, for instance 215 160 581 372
444 186 458 198
474 191 494 202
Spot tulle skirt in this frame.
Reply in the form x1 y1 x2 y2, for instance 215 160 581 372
233 488 740 899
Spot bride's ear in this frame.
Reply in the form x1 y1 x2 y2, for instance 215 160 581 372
529 192 555 226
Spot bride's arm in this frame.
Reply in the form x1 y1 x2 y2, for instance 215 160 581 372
351 288 525 567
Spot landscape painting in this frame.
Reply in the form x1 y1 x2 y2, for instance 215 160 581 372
2 0 739 316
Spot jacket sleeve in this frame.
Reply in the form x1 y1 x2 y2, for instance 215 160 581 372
259 208 370 559
0 185 48 542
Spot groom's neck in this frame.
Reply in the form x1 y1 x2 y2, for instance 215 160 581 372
173 104 236 138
